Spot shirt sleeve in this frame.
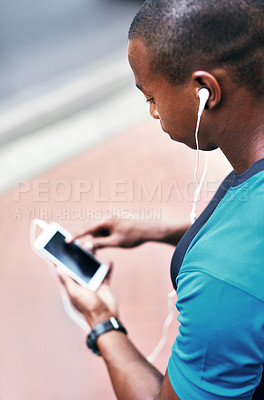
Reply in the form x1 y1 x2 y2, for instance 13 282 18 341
168 269 264 400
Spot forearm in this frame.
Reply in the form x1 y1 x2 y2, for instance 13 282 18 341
97 330 163 400
141 220 190 247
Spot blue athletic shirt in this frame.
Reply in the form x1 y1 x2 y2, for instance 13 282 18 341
168 157 264 400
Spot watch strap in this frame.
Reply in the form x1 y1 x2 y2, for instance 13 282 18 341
86 317 127 356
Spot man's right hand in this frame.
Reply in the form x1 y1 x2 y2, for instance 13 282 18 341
67 218 151 251
67 218 190 251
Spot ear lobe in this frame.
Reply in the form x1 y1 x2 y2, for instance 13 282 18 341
192 71 221 110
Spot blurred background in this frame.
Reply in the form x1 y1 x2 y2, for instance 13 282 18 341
0 0 231 399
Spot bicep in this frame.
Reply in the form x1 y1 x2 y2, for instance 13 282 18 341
155 370 180 400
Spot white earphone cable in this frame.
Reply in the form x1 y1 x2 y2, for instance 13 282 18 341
147 289 176 363
190 89 209 224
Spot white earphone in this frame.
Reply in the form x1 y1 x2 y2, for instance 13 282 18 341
190 87 210 224
198 87 210 116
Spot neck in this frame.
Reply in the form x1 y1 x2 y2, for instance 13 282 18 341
221 126 264 175
218 95 264 174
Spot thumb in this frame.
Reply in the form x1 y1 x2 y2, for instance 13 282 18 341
102 262 113 285
57 268 80 296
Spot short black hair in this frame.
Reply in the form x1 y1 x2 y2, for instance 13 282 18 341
129 0 264 94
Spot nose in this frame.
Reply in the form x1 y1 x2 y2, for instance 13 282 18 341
149 102 160 120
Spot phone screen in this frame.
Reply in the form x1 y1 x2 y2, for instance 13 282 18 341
44 231 100 284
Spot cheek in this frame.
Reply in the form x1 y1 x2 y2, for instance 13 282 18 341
156 103 177 127
157 108 188 133
158 106 197 142
154 89 197 133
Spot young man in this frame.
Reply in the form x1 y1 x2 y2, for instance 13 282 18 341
59 1 264 398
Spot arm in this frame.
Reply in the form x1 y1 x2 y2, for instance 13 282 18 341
68 218 190 250
97 330 163 400
97 331 180 400
58 271 180 400
151 220 189 247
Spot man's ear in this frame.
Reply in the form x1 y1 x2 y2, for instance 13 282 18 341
192 71 221 109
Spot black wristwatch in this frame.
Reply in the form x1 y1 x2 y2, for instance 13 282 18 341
86 317 127 356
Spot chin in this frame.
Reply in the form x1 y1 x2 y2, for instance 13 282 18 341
207 144 218 151
199 142 218 151
160 123 169 135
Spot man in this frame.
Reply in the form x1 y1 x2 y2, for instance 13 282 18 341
59 1 264 398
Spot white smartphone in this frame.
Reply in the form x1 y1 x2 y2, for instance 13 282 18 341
34 222 109 291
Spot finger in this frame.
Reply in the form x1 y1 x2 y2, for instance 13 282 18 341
91 234 120 250
84 241 95 252
65 230 90 243
57 269 81 297
102 262 113 285
65 221 111 243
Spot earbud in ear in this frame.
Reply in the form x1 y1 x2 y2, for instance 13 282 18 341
198 88 210 117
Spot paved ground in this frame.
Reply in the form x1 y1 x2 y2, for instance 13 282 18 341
0 118 231 400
